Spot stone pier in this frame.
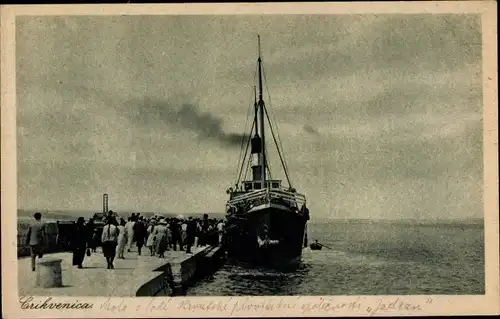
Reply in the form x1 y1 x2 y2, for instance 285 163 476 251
18 245 221 297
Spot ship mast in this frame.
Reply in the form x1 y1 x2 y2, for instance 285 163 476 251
257 35 267 188
246 35 292 190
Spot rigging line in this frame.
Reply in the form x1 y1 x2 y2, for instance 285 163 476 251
265 143 273 180
263 65 288 175
239 67 258 170
261 62 286 162
261 62 293 187
236 120 255 185
235 85 255 184
267 89 292 187
235 65 258 184
264 106 290 187
243 143 253 182
243 156 248 181
238 62 259 185
242 150 250 184
237 121 254 185
234 92 249 182
264 105 292 188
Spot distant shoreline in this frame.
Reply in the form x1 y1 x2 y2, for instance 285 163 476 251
17 209 483 226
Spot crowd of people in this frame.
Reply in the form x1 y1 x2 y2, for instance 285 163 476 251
25 211 225 271
99 212 225 269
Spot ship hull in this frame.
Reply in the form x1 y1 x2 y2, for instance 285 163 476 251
223 203 308 269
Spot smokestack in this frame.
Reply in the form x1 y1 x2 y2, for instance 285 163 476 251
103 194 108 214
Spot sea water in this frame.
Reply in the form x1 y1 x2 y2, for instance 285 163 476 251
187 219 484 295
17 211 484 295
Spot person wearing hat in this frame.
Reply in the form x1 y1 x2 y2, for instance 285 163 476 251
116 218 127 259
170 218 183 251
70 217 88 269
155 219 168 258
133 216 147 256
25 212 47 271
165 218 173 249
125 216 136 252
146 219 157 256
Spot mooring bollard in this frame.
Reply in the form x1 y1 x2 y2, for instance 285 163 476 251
36 258 63 288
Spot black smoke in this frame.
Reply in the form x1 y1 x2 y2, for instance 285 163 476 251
131 98 249 147
303 124 320 135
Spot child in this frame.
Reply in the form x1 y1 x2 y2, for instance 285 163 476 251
91 229 99 252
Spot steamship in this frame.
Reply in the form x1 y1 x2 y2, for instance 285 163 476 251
223 36 310 268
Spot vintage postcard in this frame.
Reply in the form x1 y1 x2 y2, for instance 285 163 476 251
1 1 498 318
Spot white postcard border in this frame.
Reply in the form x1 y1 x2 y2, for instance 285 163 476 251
1 2 498 318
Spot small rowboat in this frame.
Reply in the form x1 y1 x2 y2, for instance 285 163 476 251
309 243 323 250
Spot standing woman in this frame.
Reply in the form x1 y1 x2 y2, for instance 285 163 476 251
166 220 173 250
181 219 188 250
116 218 127 259
71 217 88 269
194 219 202 247
146 219 157 256
91 229 99 252
155 219 168 258
101 217 119 269
86 218 96 252
125 216 136 252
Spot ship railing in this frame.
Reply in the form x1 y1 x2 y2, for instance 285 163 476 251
227 188 306 208
268 191 306 207
271 188 306 203
228 189 267 206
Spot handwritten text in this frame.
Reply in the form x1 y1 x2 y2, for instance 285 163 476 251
19 296 93 310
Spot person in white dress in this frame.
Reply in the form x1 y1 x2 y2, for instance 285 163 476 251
155 219 168 258
146 219 157 256
124 216 136 252
181 220 188 247
217 219 225 245
194 220 202 247
116 218 127 259
166 221 172 249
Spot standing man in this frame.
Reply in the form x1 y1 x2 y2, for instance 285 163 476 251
133 216 147 256
171 218 182 251
200 214 210 246
25 212 47 271
194 219 202 247
185 217 196 254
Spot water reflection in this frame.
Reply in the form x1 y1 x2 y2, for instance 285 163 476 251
190 258 311 296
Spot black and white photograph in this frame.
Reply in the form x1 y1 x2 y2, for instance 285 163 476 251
1 2 498 318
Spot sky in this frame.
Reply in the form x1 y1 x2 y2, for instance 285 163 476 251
16 14 483 220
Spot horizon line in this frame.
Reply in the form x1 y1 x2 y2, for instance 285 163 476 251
17 208 483 222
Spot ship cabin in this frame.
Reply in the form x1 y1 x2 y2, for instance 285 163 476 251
227 178 306 217
229 179 283 200
243 179 282 191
